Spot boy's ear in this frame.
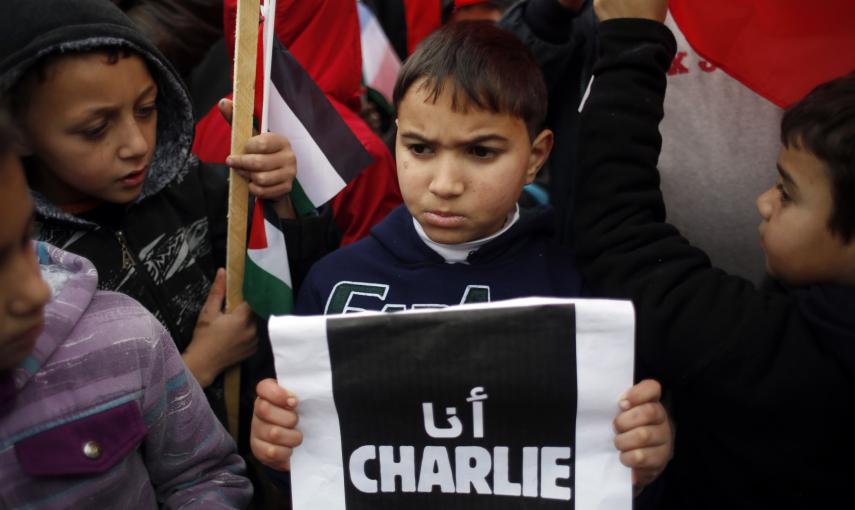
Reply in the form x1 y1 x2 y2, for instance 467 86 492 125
525 128 554 184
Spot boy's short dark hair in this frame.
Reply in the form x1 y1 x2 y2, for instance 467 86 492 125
393 20 547 139
781 72 855 243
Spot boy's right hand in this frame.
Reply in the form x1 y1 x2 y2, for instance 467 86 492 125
251 378 303 471
182 268 257 388
593 0 667 22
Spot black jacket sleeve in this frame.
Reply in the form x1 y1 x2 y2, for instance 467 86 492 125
281 207 341 295
499 0 596 97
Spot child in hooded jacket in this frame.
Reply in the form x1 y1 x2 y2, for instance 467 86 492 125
0 0 332 434
0 113 252 509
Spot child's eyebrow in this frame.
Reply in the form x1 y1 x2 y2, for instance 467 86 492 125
399 132 509 146
76 84 158 118
777 163 798 188
399 131 432 143
137 83 157 99
465 134 509 145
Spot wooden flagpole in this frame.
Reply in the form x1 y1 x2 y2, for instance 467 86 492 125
225 0 260 442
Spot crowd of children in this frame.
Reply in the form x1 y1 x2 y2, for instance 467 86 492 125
1 0 852 508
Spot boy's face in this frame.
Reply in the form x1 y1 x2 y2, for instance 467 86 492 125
756 144 855 286
19 52 158 205
395 80 552 244
0 152 51 371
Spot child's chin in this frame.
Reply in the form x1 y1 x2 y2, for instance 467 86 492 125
106 188 145 205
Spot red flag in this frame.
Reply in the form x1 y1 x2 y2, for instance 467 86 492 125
670 0 855 108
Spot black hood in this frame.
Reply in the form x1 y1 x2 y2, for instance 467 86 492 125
0 0 196 227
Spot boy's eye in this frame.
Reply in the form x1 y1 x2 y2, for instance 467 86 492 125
136 104 157 118
776 183 791 203
408 144 433 156
80 123 108 140
468 145 497 159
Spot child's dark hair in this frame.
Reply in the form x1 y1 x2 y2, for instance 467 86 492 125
392 20 547 139
781 72 855 243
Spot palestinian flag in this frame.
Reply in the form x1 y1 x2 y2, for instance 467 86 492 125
263 35 373 216
357 1 401 104
670 0 855 108
244 197 292 317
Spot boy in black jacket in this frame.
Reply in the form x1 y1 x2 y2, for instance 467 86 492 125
576 0 855 507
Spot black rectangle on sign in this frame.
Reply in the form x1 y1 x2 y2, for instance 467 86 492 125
327 303 578 510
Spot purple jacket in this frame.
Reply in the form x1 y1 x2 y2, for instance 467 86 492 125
0 244 252 509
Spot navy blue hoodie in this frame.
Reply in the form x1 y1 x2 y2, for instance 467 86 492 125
296 205 583 315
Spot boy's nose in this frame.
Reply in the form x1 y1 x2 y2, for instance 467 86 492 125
117 118 150 160
756 187 775 220
428 157 464 198
9 243 51 317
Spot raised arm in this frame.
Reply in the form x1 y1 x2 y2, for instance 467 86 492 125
572 0 795 388
499 0 595 93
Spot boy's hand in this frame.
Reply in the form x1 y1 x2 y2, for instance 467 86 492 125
593 0 667 22
219 99 298 212
251 378 303 471
182 268 258 387
614 379 673 494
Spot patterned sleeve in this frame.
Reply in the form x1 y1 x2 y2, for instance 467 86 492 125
137 307 253 508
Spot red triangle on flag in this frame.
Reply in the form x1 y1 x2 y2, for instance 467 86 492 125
247 198 269 250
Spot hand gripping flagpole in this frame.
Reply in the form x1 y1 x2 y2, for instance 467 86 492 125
225 0 260 442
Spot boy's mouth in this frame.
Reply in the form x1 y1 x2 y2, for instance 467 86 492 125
423 210 465 228
120 167 147 188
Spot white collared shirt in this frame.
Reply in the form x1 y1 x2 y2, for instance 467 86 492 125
413 205 521 264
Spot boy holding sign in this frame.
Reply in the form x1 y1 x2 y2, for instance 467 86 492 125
251 20 672 496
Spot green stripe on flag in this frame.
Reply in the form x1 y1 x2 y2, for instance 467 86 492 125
244 256 293 317
291 179 316 217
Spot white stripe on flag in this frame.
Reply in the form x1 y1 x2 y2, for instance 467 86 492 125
247 217 292 287
359 4 401 101
268 81 348 206
270 314 346 509
574 299 634 508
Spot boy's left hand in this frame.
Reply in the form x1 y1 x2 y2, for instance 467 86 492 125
219 99 297 205
614 379 673 494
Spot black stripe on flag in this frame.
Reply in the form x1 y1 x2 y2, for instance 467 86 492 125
270 38 373 184
326 304 578 509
